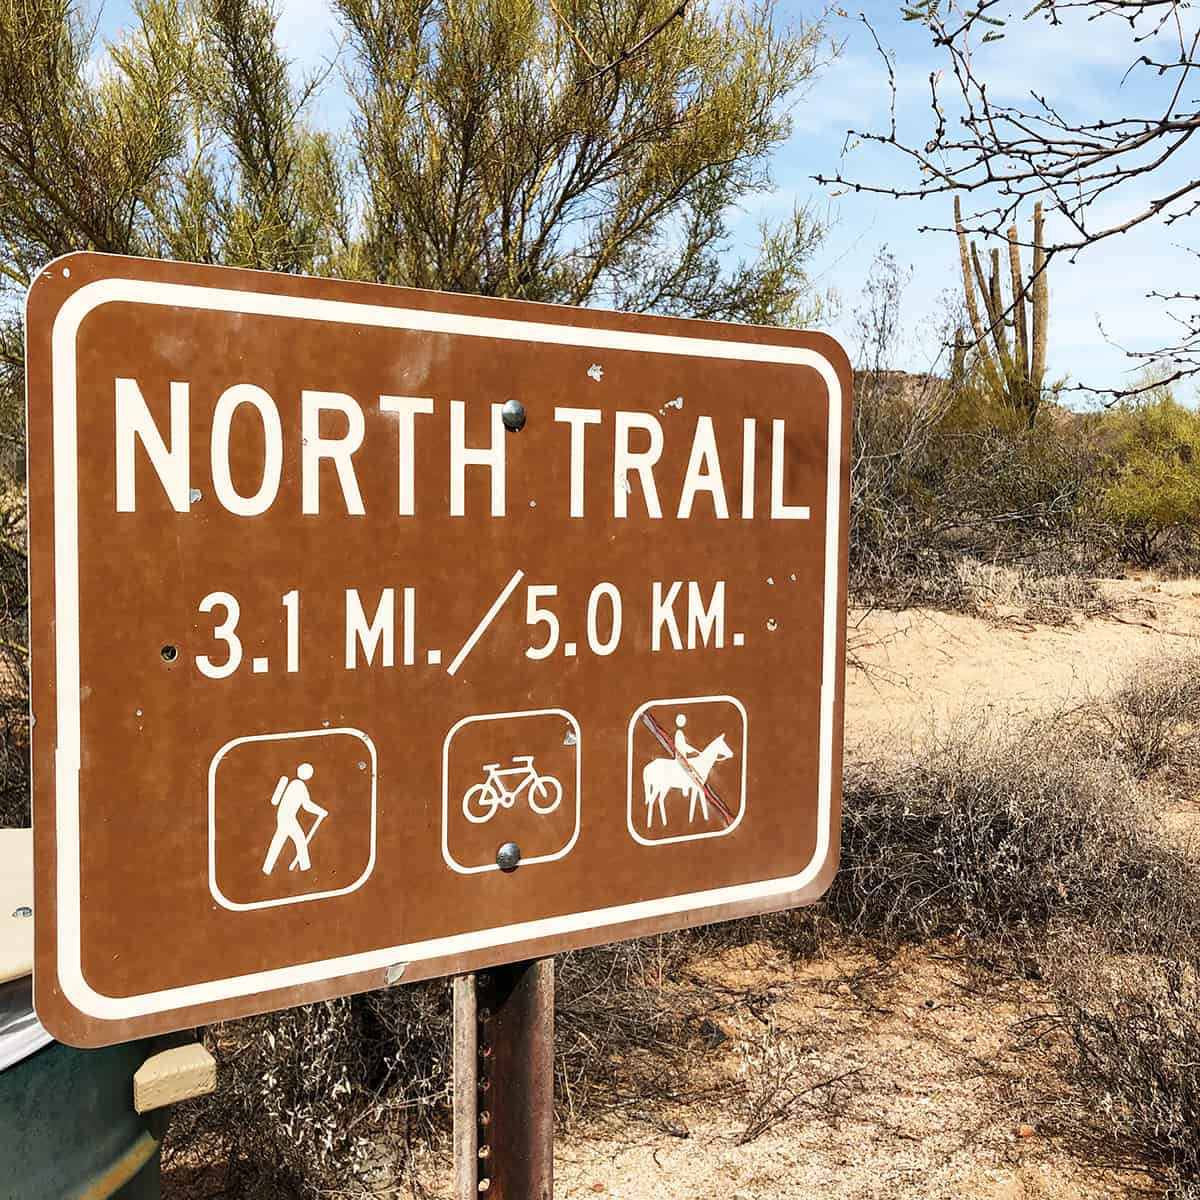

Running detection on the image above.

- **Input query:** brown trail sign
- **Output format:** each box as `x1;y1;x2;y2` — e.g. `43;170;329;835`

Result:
26;252;850;1051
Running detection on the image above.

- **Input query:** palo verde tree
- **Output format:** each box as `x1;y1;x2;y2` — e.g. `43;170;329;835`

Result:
0;0;830;813
0;0;831;470
817;0;1200;395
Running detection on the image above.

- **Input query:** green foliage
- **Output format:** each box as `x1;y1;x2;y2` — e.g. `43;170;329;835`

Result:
337;0;829;316
1100;380;1200;564
0;0;831;473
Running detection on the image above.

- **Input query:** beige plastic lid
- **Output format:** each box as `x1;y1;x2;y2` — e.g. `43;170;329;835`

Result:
0;829;33;983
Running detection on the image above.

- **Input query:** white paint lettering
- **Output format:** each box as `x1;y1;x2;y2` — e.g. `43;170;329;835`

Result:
402;586;415;666
379;396;435;515
770;419;811;520
115;378;190;512
614;412;663;519
741;417;756;519
302;391;366;515
450;401;506;517
687;580;725;649
677;416;729;519
651;580;682;651
345;588;394;668
554;406;601;518
210;384;283;516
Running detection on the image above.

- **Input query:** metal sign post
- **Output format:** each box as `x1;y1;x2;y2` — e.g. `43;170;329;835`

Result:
453;960;554;1199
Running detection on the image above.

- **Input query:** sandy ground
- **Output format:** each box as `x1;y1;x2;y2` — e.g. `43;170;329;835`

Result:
170;575;1200;1199
405;945;1143;1200
397;576;1200;1199
846;576;1200;754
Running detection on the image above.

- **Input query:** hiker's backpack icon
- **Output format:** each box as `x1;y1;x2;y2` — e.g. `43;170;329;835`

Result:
208;728;377;911
626;697;747;846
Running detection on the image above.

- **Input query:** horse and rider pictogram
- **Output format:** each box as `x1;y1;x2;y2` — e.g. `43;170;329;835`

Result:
627;697;747;846
642;716;734;828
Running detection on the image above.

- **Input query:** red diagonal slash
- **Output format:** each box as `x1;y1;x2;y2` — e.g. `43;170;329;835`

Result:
640;710;734;827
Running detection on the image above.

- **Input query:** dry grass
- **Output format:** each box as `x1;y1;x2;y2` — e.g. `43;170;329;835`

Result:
831;716;1199;956
1084;650;1200;778
1031;941;1200;1198
953;558;1111;624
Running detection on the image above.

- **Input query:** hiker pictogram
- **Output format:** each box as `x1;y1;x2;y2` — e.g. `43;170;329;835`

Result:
208;728;377;911
262;763;329;874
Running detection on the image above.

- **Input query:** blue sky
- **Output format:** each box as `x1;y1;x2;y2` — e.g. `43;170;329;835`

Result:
90;0;1193;398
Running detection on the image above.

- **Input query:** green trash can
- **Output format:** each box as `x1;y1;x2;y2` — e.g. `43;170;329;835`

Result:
0;1025;165;1199
0;829;164;1198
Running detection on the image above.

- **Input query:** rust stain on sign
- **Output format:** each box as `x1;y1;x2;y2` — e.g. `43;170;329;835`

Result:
26;252;852;1046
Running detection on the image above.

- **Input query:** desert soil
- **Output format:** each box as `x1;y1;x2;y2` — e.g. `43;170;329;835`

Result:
403;576;1200;1199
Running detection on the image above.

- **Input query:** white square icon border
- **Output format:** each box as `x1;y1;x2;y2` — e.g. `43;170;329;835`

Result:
208;727;378;912
626;695;748;847
441;708;582;876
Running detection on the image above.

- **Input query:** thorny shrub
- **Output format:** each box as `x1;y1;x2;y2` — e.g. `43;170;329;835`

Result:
555;935;706;1122
733;1016;860;1144
167;985;454;1195
167;918;831;1192
848;251;1115;611
1044;943;1200;1196
1083;649;1200;778
849;373;1115;609
555;913;826;1122
0;484;27;829
831;717;1199;953
0;703;29;829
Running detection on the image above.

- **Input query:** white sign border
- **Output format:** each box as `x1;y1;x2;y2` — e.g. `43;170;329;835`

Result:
41;269;844;1022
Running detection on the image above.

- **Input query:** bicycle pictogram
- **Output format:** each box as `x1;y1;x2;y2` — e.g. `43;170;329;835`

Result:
462;756;563;824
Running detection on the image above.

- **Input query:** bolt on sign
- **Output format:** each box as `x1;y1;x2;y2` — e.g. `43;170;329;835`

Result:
27;253;851;1046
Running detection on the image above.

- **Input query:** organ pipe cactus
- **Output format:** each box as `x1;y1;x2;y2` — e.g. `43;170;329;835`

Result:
954;196;1049;424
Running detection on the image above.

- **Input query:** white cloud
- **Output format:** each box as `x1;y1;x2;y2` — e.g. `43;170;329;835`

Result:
788;51;897;137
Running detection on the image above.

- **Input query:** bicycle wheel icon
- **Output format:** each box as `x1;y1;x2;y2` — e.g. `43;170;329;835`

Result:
528;773;562;814
462;781;502;824
442;709;581;874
